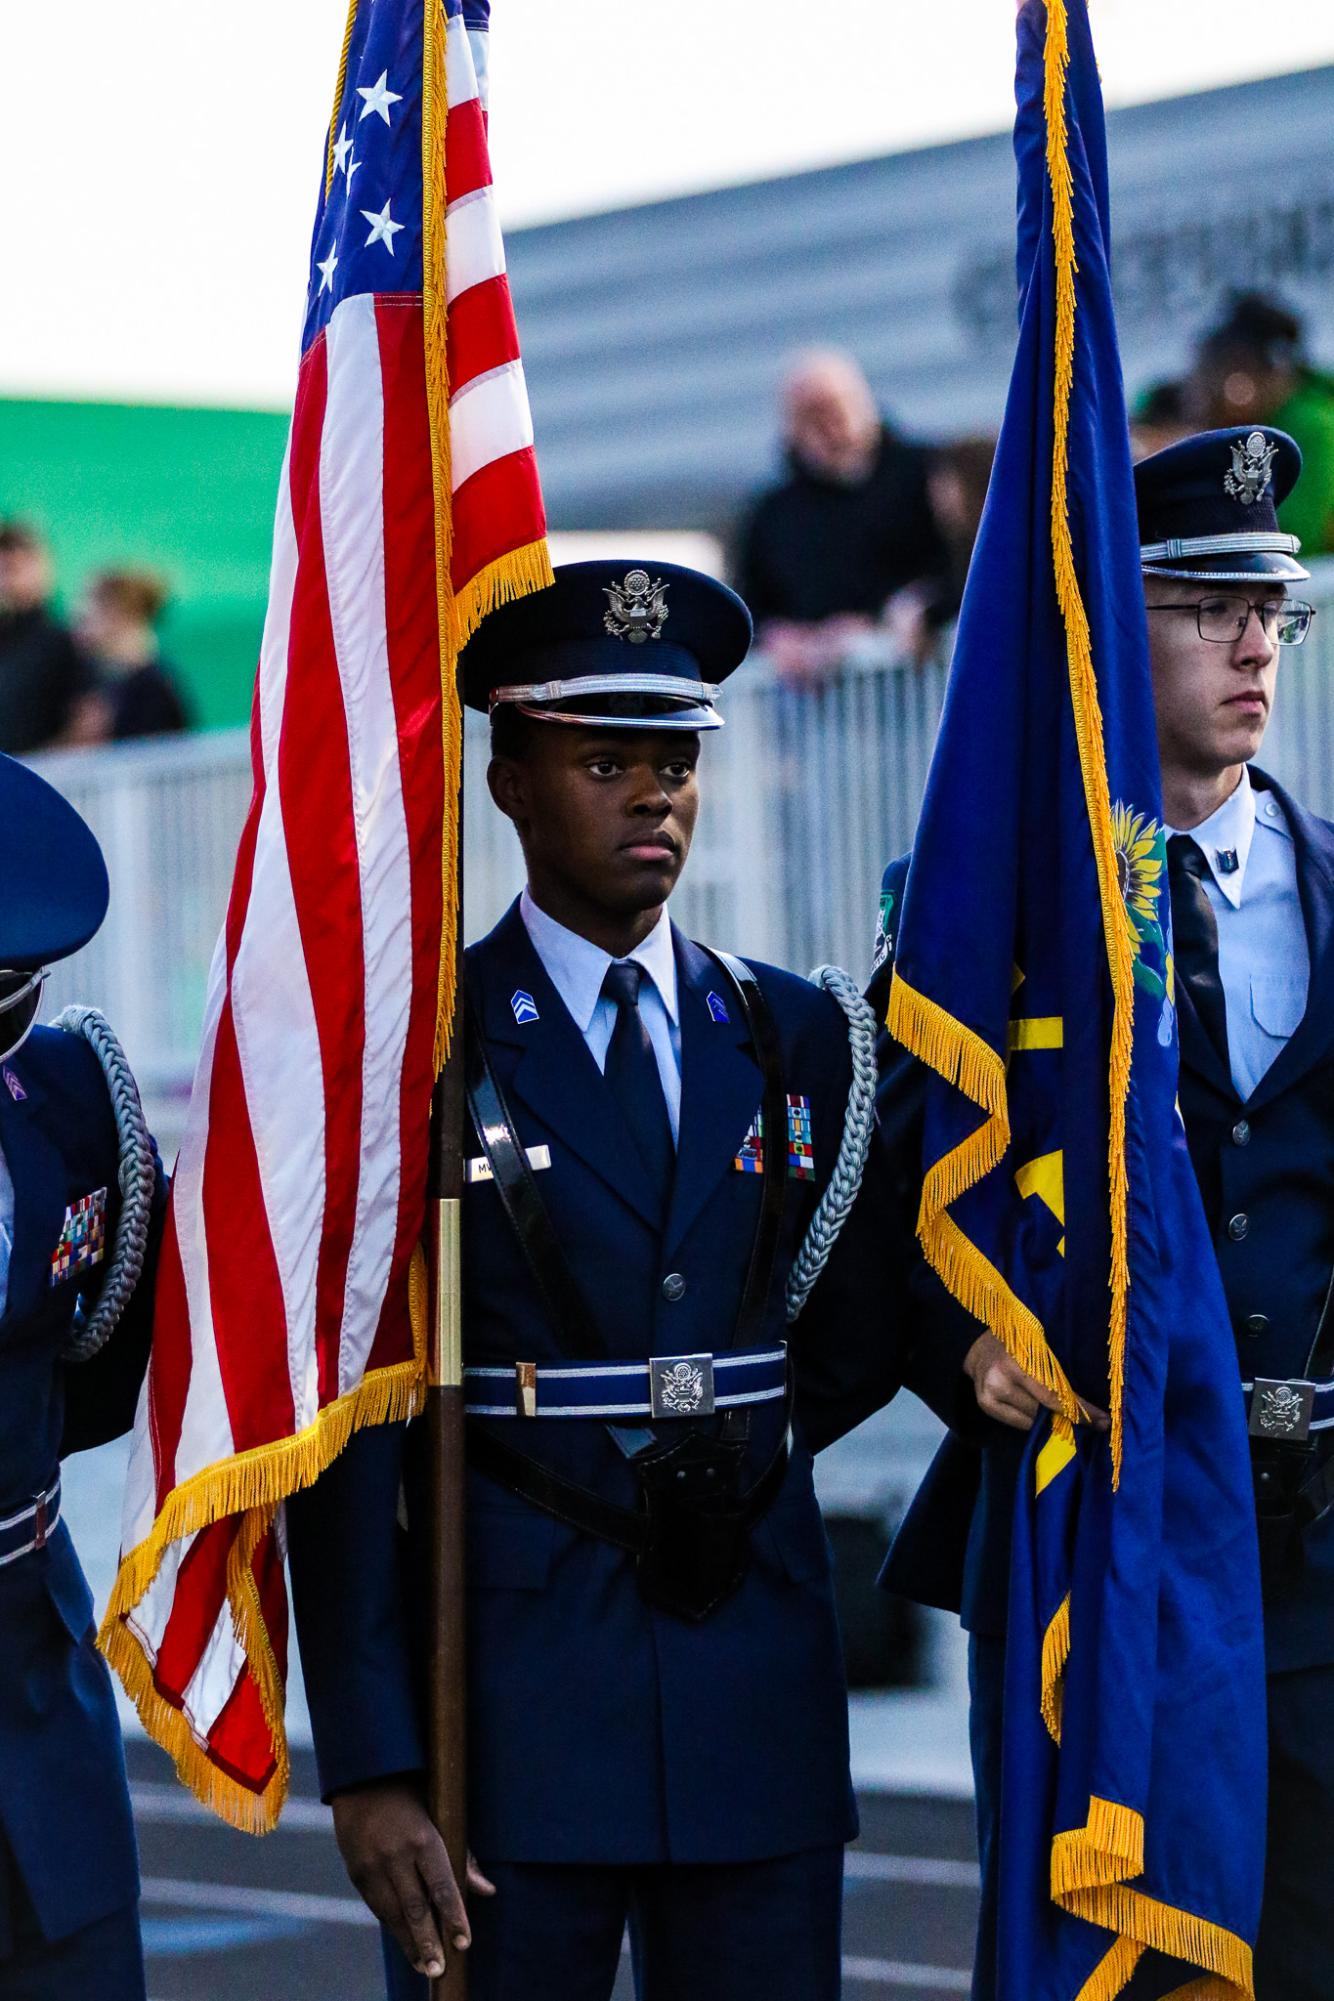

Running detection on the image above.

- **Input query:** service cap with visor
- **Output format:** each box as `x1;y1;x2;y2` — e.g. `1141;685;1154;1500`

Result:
0;753;110;1062
1135;425;1310;584
460;559;753;733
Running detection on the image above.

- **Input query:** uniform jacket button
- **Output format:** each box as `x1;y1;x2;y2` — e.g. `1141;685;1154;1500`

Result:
1231;1119;1251;1146
661;1273;686;1303
1227;1213;1249;1243
1244;1313;1269;1338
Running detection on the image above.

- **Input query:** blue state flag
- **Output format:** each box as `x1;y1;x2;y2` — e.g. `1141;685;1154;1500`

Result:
887;2;1266;1994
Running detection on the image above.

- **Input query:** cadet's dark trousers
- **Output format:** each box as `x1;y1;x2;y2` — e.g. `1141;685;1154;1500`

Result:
0;1846;144;2001
969;1638;1334;2001
1254;1660;1334;2001
382;1846;845;2001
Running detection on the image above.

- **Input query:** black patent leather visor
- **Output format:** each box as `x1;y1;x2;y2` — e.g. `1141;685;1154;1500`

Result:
0;969;48;1063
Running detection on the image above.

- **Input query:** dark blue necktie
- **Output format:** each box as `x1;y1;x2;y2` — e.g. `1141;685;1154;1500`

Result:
1167;834;1230;1070
601;960;675;1209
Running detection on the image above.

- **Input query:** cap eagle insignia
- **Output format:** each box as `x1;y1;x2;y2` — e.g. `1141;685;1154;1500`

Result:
1223;430;1278;507
604;569;670;645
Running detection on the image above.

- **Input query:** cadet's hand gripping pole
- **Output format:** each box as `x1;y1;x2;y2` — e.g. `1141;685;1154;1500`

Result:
427;814;468;1999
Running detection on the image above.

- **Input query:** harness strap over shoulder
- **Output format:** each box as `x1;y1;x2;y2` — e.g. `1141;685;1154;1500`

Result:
465;973;602;1353
462;952;788;1362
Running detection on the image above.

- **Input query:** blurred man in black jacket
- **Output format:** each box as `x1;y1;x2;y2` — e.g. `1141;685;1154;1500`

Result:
0;523;92;756
734;351;948;686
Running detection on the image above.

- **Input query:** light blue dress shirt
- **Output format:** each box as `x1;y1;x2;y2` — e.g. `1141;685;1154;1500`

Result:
1170;766;1309;1101
519;889;683;1143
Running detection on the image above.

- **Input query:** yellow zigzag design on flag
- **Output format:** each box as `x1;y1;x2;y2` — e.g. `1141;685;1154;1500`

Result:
889;3;1253;1993
1016;1150;1066;1256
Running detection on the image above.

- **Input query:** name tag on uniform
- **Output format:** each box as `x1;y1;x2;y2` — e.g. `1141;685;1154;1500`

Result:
50;1188;108;1285
733;1097;815;1181
466;1145;552;1185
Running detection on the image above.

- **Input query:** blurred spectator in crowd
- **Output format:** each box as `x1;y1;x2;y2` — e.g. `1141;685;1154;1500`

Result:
69;569;191;742
1185;293;1334;552
734;349;949;684
0;520;93;754
1129;379;1192;462
882;436;996;665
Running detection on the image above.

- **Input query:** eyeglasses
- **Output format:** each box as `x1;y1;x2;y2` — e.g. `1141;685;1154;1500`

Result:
1146;596;1316;647
0;968;47;1064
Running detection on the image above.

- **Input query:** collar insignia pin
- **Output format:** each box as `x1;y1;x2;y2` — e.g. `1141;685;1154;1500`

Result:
1223;430;1278;507
1216;848;1240;875
603;569;669;645
511;989;540;1026
2;1066;26;1102
706;991;730;1024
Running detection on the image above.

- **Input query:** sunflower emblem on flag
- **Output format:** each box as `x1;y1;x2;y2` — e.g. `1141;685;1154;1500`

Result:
1111;802;1168;1001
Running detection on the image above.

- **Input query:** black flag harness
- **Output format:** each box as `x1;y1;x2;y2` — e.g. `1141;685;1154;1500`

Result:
1246;1257;1334;1587
463;949;794;1624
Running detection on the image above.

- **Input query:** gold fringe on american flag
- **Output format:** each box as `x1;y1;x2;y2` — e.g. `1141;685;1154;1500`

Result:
99;0;551;1831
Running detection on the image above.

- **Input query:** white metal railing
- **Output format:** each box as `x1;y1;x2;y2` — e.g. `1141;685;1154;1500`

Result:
32;557;1334;1149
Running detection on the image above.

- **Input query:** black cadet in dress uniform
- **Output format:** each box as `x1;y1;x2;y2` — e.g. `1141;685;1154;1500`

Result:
879;427;1334;2001
286;562;910;2001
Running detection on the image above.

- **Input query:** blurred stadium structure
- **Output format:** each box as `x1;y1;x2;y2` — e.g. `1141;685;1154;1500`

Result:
505;66;1334;530
4;65;1333;726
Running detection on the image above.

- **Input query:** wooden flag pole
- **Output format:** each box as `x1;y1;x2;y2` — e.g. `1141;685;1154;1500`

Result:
427;786;469;2001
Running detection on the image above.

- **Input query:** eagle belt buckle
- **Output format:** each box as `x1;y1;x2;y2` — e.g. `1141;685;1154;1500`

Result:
649;1353;716;1420
1249;1378;1315;1442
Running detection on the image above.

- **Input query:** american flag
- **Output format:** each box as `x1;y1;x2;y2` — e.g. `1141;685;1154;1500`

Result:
100;0;551;1830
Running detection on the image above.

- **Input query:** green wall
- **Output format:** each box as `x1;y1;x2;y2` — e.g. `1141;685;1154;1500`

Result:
0;398;291;729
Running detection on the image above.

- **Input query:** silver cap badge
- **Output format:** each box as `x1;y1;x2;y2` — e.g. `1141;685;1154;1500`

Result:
1223;431;1279;508
604;569;669;645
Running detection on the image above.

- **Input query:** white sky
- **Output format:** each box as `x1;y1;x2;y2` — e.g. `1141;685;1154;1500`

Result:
4;0;1332;410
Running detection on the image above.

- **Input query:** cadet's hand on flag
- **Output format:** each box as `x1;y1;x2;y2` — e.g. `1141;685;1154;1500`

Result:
331;1776;496;1979
963;1331;1109;1432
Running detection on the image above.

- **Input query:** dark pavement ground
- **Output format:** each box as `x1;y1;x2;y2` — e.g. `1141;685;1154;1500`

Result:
129;1741;978;2000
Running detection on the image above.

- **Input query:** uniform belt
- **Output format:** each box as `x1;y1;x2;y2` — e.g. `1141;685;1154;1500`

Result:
465;1344;787;1420
0;1478;61;1567
1243;1376;1334;1444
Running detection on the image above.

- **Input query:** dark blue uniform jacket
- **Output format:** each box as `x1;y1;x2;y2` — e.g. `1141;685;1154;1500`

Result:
881;773;1334;1675
0;1026;165;1956
287;903;909;1866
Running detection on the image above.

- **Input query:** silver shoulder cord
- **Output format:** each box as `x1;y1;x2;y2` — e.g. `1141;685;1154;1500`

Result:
785;966;878;1322
54;1006;156;1361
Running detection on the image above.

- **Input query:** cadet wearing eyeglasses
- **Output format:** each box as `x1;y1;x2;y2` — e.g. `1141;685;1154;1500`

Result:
884;426;1334;2001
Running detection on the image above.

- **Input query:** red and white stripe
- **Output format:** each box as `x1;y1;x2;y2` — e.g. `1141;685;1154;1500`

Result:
108;0;546;1819
115;295;447;1787
444;9;543;594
